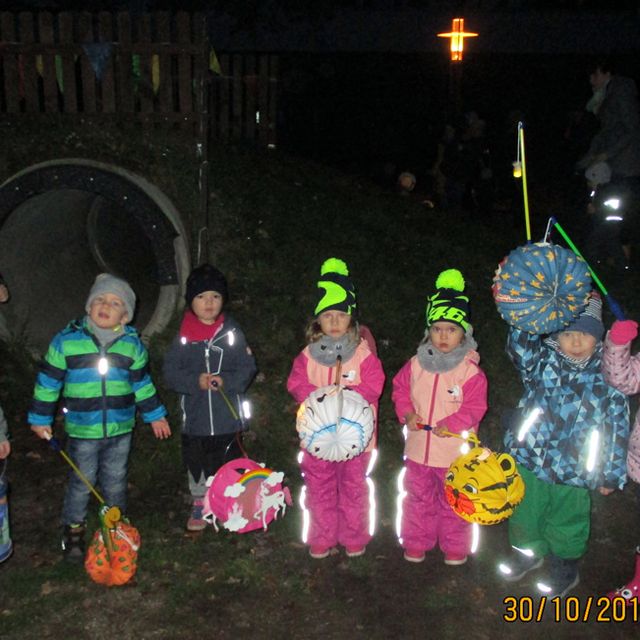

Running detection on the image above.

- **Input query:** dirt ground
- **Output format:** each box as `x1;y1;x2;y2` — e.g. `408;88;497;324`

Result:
1;415;639;640
1;133;640;639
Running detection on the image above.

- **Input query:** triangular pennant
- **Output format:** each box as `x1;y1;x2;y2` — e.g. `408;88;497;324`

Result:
209;48;222;76
82;42;113;81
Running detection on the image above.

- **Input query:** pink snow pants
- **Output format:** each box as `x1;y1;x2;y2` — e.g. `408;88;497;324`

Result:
300;451;372;550
400;460;471;556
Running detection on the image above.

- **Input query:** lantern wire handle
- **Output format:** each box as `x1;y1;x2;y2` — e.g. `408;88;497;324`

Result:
543;216;554;244
550;217;625;320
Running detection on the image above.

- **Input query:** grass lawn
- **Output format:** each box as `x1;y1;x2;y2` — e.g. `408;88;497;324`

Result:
1;142;639;639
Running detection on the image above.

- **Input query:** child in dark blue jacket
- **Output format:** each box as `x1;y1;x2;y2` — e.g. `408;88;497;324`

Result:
163;264;257;531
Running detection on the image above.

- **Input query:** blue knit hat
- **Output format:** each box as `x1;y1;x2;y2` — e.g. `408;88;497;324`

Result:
563;292;604;340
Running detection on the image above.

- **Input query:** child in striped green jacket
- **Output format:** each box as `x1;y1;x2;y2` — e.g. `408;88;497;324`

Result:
29;274;171;562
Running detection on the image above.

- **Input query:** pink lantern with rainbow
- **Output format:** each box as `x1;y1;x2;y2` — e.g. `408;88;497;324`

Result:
203;458;292;533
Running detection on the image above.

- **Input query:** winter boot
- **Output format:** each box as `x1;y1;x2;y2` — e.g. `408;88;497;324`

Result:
61;523;86;563
497;548;544;582
186;498;207;532
536;555;579;597
606;545;640;604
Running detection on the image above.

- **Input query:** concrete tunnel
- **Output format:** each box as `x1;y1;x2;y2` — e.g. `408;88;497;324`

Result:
0;159;191;353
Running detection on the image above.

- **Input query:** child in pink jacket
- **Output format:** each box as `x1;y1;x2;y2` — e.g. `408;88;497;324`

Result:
602;319;640;604
392;269;488;565
287;258;385;559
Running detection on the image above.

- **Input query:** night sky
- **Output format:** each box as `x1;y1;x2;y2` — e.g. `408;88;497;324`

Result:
3;2;639;184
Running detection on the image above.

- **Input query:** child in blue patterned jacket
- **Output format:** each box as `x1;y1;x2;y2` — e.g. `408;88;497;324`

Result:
497;293;629;597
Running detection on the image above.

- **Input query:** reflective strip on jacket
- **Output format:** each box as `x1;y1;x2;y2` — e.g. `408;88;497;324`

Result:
504;327;629;490
28;317;167;438
162;315;257;437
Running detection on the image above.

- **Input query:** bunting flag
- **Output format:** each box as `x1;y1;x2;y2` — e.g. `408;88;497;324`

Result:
209;48;222;75
82;42;113;81
151;54;160;94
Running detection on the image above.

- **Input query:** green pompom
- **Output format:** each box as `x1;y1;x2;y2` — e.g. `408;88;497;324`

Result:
435;268;465;292
320;257;349;276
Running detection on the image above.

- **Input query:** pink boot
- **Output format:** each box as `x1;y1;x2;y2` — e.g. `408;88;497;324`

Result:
606;545;640;604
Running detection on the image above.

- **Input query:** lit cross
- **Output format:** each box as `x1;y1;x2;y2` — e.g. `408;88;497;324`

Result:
438;18;478;62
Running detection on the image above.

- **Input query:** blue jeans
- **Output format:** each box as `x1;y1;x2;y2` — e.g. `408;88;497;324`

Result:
61;433;132;525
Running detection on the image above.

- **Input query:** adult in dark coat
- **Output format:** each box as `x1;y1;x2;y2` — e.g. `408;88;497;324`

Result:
578;59;640;266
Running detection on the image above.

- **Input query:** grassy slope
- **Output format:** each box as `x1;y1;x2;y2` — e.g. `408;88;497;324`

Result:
1;143;639;639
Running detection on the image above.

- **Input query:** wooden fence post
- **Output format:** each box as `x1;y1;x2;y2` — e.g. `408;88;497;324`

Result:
0;11;277;145
58;12;78;114
18;12;38;112
78;12;97;113
98;12;116;113
115;12;134;114
1;13;20;113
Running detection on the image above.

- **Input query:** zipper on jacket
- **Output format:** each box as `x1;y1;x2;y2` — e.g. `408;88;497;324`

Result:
424;373;440;465
201;327;237;435
85;326;123;439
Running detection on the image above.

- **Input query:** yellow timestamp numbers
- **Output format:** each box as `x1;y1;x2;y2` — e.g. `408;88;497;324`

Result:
503;596;638;623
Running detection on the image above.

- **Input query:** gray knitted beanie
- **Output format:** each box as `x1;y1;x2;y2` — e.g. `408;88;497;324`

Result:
85;273;136;322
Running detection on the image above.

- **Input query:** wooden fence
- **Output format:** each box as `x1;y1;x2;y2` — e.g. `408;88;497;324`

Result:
0;11;278;146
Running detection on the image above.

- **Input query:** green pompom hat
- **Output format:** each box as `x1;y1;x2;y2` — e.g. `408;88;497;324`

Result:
425;268;471;332
314;257;357;316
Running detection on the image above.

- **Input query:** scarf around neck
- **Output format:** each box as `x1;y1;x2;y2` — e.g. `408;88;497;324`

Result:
544;335;601;370
86;316;124;347
180;310;225;342
308;332;359;366
416;333;477;373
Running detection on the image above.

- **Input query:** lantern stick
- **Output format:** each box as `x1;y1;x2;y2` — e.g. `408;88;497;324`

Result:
551;217;625;320
212;381;241;421
517;122;532;242
417;425;479;445
334;355;343;386
43;432;106;504
212;381;252;458
335;355;344;432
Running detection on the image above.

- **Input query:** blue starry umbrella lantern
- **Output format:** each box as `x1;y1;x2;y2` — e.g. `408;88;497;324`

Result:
492;242;592;334
296;385;375;462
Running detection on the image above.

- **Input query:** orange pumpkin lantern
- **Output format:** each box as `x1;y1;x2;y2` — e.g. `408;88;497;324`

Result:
84;521;141;586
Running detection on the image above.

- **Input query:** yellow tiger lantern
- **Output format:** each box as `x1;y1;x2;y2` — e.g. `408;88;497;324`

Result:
444;433;525;525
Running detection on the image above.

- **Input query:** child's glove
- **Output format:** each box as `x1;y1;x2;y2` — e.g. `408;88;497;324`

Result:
609;320;638;345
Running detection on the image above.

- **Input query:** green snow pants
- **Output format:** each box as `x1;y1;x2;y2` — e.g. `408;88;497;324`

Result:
508;466;591;560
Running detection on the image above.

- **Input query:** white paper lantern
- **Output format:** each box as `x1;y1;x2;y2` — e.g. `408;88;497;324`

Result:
297;385;374;462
